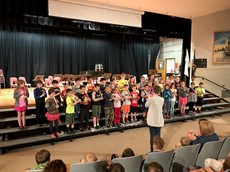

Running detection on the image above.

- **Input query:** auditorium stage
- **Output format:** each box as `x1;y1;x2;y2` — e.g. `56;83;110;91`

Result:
0;87;37;109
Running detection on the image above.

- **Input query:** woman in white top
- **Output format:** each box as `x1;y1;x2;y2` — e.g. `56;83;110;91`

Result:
145;85;164;152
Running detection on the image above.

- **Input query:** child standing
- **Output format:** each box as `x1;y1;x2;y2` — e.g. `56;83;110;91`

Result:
103;85;114;128
137;76;146;92
195;82;206;113
13;79;29;129
77;85;91;131
52;80;62;110
121;84;131;123
170;83;177;117
34;80;47;127
92;84;103;129
86;76;94;98
110;78;117;90
72;78;81;118
158;78;165;94
65;89;80;134
99;78;106;94
130;85;139;122
188;82;197;116
45;88;61;138
113;87;122;126
118;72;128;92
178;81;188;116
162;84;173;119
141;84;149;120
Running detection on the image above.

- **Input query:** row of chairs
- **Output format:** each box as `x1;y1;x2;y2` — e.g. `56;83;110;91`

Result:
10;76;31;88
70;136;230;172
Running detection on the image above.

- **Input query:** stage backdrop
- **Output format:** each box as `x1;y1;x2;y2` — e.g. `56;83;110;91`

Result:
0;30;159;87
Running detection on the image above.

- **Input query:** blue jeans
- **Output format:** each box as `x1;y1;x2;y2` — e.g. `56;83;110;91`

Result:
75;104;80;118
149;126;161;152
170;101;175;116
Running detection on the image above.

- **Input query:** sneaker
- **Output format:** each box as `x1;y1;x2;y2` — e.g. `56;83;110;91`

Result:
23;126;28;129
103;126;108;130
67;129;71;134
91;128;96;132
96;125;100;129
51;133;56;138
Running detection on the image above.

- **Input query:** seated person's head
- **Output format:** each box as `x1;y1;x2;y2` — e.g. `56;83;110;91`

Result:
180;136;191;146
44;159;66;172
223;157;230;171
121;148;135;158
199;119;215;136
80;152;98;163
109;163;125;172
172;162;184;172
145;162;163;172
36;149;51;164
153;136;165;151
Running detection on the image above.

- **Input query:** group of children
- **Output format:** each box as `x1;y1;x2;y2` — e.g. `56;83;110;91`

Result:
13;73;206;138
161;78;206;118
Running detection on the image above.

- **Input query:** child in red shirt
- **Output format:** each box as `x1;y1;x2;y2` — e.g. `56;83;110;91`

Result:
130;85;139;122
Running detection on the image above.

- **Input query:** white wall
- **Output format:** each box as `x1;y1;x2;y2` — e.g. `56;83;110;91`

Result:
159;37;183;74
192;9;230;99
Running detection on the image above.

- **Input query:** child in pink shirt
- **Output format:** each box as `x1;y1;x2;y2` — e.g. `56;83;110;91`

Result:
113;87;123;126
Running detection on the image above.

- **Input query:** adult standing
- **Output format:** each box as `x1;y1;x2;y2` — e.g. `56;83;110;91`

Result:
145;85;164;152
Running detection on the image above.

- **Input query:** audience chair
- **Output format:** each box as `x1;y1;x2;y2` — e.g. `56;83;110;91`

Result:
172;144;201;168
44;78;53;87
70;160;107;172
18;76;31;87
142;150;174;172
10;77;18;88
196;140;224;167
0;69;5;88
48;75;54;82
53;77;63;87
112;155;143;172
218;136;230;159
53;76;61;82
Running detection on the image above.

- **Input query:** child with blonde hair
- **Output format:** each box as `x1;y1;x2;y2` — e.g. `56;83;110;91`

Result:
175;136;191;149
121;84;131;123
80;152;98;163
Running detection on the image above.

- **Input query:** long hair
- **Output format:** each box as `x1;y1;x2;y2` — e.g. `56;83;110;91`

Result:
16;79;25;91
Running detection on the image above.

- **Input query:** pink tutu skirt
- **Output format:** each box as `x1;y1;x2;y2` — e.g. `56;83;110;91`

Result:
14;106;26;112
46;112;60;121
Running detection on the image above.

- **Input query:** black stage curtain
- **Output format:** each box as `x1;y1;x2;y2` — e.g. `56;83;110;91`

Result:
0;31;159;87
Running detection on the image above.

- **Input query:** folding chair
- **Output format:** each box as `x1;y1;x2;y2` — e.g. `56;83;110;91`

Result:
112;155;143;172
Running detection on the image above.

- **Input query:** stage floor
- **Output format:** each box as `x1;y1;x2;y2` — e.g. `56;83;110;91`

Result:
0;87;40;109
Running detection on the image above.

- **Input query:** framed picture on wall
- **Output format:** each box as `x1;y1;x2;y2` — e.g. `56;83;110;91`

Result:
213;31;230;64
158;60;164;70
